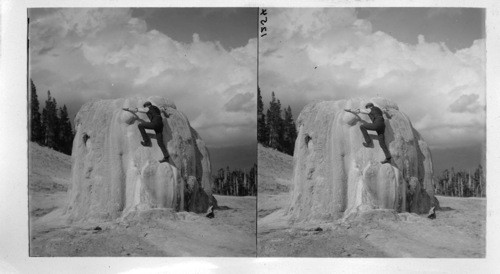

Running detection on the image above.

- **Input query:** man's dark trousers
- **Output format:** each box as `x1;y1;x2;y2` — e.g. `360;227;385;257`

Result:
360;118;391;160
138;116;169;158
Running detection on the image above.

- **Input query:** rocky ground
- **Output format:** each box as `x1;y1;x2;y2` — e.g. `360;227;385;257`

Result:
257;145;486;257
29;142;256;257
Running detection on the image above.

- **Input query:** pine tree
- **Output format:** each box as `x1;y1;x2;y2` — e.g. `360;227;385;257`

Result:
436;165;486;198
42;106;47;145
226;166;231;195
282;105;297;155
449;167;455;196
58;105;74;155
257;87;269;145
267;92;282;150
259;89;297;154
290;116;297;153
52;98;61;150
42;91;60;150
250;163;257;196
243;171;248;196
476;165;485;197
276;99;285;149
211;166;256;196
214;168;225;194
30;79;43;143
41;92;50;147
466;172;471;196
234;170;239;196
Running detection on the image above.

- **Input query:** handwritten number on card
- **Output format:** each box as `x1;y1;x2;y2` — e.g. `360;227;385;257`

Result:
260;9;268;37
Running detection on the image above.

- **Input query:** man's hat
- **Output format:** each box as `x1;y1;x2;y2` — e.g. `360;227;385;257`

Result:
365;102;374;108
143;101;152;107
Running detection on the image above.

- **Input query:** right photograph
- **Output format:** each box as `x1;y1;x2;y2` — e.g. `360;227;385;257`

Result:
257;8;486;257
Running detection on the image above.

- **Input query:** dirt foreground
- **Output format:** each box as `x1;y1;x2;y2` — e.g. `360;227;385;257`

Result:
258;195;485;257
31;195;256;257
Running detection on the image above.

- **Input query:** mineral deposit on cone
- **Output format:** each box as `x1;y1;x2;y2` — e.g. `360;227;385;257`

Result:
287;97;436;222
65;96;214;222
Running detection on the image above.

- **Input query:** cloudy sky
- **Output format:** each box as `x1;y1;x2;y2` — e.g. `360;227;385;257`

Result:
259;8;485;174
28;8;257;171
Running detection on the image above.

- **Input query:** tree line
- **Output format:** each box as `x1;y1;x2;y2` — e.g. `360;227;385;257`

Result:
212;164;257;196
30;79;74;155
257;87;298;156
435;165;486;197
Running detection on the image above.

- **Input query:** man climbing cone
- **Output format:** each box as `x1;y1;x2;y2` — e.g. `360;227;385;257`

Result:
123;101;170;163
345;103;392;164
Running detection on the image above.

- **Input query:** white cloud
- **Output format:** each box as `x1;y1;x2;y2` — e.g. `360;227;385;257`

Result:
260;8;485;149
29;8;256;147
449;94;481;113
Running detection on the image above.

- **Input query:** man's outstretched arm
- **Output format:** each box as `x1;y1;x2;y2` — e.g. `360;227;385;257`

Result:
345;108;370;114
123;107;148;113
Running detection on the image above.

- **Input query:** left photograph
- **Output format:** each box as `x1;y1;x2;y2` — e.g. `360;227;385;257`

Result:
28;8;257;257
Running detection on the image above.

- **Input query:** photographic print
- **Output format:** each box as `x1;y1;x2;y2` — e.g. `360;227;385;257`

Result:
1;0;499;272
257;8;486;257
28;7;257;257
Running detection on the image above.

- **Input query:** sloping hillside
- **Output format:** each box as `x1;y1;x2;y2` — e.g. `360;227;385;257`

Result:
29;142;71;193
29;142;71;217
258;144;294;218
258;144;293;194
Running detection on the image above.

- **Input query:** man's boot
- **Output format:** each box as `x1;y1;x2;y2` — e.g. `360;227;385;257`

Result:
381;157;391;164
159;156;169;163
141;140;151;147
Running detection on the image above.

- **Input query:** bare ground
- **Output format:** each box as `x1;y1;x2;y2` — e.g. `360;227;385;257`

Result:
257;145;486;257
29;142;256;257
